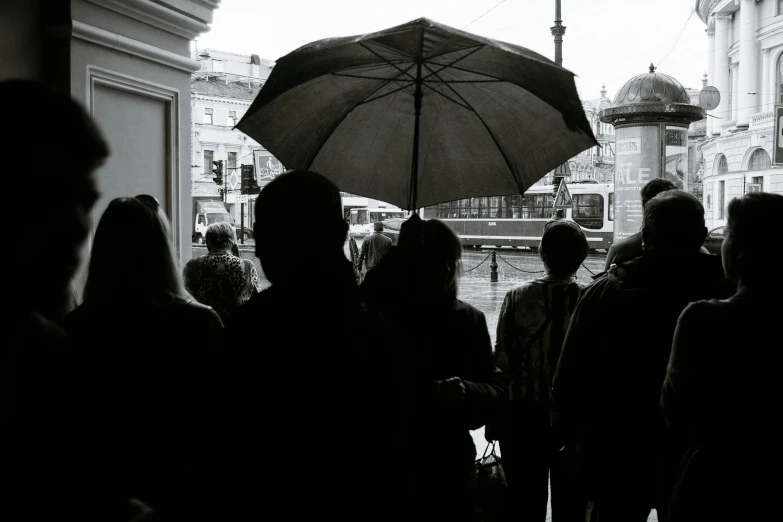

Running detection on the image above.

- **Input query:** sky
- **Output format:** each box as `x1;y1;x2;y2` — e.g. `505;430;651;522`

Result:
193;0;710;102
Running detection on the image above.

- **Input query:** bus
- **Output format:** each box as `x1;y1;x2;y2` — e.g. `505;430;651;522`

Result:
349;207;409;237
420;181;614;251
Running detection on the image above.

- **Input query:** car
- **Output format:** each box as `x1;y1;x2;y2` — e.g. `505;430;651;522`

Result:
703;226;724;256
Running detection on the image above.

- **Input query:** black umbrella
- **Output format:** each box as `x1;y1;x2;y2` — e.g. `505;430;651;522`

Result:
237;18;597;210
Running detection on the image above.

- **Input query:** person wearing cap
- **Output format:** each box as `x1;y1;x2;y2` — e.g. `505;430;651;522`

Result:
358;220;393;272
182;222;261;325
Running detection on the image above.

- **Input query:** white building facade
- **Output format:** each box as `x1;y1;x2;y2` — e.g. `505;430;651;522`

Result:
191;49;280;228
697;0;783;230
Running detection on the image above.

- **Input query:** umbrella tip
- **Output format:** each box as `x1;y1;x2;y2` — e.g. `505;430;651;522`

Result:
649;63;656;73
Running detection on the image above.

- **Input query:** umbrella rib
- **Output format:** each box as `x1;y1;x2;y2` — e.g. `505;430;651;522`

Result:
332;72;413;81
359;82;416;105
424;86;473;111
349;62;416;106
423;63;521;189
423;79;504;84
358;42;417;81
420;44;484;82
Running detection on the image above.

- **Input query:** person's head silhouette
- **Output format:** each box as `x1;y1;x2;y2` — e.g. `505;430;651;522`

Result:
642;190;707;253
254;170;348;285
3;79;109;319
84;197;184;306
722;192;783;287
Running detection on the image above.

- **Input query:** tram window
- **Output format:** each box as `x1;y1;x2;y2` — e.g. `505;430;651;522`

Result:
478;197;490;218
489;196;500;218
522;194;552;219
572;193;604;229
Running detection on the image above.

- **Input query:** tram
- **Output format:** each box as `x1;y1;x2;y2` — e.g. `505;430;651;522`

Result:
420;181;614;251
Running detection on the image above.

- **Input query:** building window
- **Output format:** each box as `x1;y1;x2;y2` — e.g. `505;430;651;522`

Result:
229;110;237;126
715;155;729;176
203;150;214;175
751;176;763;192
227;151;237;170
747;149;771;171
779;0;783;16
204;108;214;125
718;180;725;220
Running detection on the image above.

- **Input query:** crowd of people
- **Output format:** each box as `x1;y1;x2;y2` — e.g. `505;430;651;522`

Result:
7;78;783;522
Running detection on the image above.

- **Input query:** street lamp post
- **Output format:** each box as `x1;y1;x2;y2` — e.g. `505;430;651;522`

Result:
551;0;570;215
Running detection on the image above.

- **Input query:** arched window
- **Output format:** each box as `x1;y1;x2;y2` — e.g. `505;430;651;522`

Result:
715;155;728;176
748;148;771;171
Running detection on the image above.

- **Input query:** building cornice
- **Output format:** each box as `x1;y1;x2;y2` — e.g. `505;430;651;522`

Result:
86;0;217;40
192;93;254;105
70;20;201;72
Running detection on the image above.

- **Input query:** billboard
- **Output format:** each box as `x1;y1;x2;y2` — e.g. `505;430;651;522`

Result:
613;126;660;242
664;126;688;191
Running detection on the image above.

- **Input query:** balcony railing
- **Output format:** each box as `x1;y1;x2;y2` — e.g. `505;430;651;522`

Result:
749;110;774;131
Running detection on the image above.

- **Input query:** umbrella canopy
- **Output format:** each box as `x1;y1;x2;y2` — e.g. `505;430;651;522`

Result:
236;18;597;210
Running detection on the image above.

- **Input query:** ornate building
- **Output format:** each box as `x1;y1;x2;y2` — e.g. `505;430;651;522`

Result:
697;0;783;230
537;86;616;185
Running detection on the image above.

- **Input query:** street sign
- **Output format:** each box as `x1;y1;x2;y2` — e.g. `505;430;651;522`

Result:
774;107;783;165
236;194;248;203
553;178;572;207
699;86;720;110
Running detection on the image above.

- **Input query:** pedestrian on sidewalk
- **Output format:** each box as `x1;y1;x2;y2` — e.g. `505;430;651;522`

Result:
182;222;261;325
358;221;392;273
219;170;407;521
662;192;783;522
490;219;589;522
552;191;734;522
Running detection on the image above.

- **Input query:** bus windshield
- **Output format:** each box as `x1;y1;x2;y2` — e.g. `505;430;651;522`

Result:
350;209;369;225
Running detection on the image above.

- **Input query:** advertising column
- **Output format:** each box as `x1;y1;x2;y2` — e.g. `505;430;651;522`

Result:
613;126;660;241
664;126;688;192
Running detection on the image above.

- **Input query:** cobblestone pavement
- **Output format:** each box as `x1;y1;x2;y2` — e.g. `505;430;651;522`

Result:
190;243;659;522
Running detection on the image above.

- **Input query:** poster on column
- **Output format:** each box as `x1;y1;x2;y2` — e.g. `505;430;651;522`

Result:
664;126;688;192
614;126;660;241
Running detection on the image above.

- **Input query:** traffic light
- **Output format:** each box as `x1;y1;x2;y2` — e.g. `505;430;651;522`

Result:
240;164;260;194
212;160;224;185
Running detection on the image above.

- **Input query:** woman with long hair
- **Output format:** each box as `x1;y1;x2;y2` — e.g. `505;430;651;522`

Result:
63;197;223;522
361;214;506;521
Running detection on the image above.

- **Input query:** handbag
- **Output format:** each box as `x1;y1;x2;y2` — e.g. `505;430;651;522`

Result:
470;441;508;522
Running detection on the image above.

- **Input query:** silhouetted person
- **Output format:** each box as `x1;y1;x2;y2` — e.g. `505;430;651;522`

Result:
604;178;709;271
361;214;505;522
64;197;223;522
552;191;734;522
3;79;109;521
220;170;405;521
492;219;590;522
662;192;783;522
359;220;392;272
183;222;261;324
